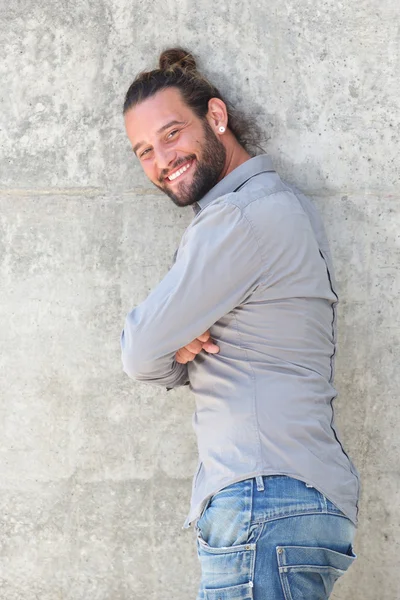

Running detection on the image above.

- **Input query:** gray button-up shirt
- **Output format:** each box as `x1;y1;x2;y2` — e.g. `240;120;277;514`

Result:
121;154;360;528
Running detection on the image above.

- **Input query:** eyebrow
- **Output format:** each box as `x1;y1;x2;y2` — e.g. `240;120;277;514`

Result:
132;120;185;155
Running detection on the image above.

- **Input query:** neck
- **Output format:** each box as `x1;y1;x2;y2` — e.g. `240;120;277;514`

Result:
218;135;252;182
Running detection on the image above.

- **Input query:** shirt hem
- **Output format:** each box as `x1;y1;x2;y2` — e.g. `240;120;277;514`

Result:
182;469;359;529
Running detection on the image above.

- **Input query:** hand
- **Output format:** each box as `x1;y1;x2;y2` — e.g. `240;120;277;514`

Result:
175;330;220;364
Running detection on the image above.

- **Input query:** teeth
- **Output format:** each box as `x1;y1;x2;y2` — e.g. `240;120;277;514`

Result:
168;162;192;181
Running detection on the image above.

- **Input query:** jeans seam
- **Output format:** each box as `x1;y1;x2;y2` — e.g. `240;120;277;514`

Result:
251;509;350;526
248;521;265;590
245;478;254;542
278;562;294;600
253;520;265;544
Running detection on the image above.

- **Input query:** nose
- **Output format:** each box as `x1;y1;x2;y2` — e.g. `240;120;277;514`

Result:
155;145;177;175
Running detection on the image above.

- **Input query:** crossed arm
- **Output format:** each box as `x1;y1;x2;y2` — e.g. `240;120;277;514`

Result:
120;200;263;388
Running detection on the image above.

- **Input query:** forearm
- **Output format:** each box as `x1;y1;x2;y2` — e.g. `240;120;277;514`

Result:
128;359;189;388
120;320;189;387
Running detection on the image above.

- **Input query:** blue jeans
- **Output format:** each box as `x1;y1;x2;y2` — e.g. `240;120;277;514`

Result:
195;475;356;599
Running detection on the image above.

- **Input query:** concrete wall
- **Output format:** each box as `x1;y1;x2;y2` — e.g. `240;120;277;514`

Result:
0;1;398;598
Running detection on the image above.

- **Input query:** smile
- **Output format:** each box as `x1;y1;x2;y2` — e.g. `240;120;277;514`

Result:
166;160;194;182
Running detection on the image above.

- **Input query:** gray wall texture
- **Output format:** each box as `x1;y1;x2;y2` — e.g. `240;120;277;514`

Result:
0;1;398;599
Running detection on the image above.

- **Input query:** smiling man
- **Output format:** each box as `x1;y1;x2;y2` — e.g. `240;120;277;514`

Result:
121;48;360;600
125;79;249;208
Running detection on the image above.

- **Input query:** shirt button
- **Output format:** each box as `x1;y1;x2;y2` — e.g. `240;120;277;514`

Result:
277;547;283;554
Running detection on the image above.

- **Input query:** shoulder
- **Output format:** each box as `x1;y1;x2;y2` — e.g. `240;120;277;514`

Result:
179;196;252;253
228;185;308;227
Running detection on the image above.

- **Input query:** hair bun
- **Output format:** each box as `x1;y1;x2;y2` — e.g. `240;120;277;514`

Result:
159;48;197;73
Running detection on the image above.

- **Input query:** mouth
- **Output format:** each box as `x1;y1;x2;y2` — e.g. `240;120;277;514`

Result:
165;159;195;184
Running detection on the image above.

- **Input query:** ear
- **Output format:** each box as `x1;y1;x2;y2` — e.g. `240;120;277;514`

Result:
206;97;228;135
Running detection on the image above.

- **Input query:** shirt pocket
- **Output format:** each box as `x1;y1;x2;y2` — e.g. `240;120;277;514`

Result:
276;544;356;600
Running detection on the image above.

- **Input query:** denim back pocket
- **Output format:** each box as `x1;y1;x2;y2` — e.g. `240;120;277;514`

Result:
204;581;254;600
276;544;356;600
197;538;256;589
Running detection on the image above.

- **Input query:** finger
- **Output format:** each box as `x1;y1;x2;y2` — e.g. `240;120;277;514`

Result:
197;330;211;343
175;354;187;364
202;340;220;354
185;339;204;354
176;348;197;364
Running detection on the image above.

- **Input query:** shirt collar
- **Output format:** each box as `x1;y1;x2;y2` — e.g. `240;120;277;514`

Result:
193;154;274;214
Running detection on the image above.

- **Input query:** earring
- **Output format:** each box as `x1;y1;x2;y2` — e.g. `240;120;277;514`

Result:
219;126;225;133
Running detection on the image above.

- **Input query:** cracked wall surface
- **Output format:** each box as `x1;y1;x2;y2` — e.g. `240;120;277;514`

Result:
0;1;399;599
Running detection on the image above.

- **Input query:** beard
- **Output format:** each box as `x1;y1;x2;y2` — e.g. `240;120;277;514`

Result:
155;120;227;207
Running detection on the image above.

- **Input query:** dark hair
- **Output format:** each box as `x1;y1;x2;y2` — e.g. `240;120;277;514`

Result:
123;48;262;155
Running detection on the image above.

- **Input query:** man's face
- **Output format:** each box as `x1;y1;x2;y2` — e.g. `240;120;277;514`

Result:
124;87;226;207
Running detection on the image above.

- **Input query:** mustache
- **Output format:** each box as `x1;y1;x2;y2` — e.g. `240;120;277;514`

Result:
159;154;196;183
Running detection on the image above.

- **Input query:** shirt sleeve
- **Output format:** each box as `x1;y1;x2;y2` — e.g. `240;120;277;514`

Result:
120;198;264;386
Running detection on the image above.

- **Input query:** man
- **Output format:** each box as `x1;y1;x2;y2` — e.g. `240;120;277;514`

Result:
121;48;360;599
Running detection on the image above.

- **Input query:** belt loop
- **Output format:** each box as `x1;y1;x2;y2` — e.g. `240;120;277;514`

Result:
256;476;265;492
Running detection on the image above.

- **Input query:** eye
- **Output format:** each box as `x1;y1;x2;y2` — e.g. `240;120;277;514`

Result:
167;129;179;139
140;148;152;158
